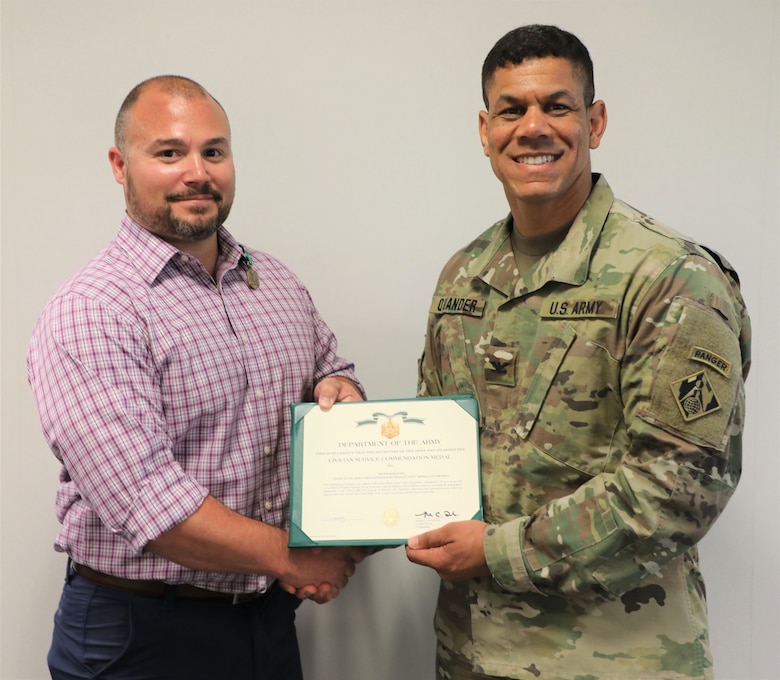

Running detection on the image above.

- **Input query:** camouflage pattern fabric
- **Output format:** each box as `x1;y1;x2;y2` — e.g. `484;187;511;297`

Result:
418;175;751;680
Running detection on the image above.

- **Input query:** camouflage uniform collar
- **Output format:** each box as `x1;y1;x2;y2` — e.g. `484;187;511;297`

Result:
469;174;614;298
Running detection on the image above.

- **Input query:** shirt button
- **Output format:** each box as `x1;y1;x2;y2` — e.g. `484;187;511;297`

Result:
180;255;189;263
265;501;273;511
264;446;271;455
255;389;264;398
241;334;249;343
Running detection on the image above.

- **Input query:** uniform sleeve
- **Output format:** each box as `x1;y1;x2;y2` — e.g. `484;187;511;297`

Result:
417;260;473;400
483;252;750;599
418;311;444;399
27;294;208;554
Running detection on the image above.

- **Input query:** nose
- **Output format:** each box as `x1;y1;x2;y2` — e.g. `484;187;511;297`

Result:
182;153;210;185
517;106;551;139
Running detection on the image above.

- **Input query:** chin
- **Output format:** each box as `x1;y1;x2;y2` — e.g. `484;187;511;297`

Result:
508;184;560;203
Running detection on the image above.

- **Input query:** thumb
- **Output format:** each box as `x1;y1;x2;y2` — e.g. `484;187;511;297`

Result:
317;393;335;410
407;528;445;550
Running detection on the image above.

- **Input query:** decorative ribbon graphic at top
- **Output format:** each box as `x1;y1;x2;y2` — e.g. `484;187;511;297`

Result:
355;412;425;427
355;412;426;440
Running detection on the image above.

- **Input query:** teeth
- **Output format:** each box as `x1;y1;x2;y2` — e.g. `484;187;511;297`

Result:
518;155;556;165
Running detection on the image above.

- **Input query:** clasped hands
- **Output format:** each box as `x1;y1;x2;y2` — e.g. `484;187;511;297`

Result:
281;520;491;604
278;545;365;604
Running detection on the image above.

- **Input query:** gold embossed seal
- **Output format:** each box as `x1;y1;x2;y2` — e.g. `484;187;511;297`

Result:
383;509;400;527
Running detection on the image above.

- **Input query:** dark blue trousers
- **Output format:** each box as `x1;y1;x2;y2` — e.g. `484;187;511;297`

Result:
48;566;303;680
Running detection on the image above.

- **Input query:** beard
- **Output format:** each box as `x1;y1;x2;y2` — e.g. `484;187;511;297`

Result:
126;176;233;242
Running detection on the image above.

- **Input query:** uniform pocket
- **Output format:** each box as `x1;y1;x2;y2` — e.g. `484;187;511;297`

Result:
521;320;624;478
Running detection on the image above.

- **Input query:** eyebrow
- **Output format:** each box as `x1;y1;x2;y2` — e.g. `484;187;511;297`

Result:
149;137;230;148
496;89;578;105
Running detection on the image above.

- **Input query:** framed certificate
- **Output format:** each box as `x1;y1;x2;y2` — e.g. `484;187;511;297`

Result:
288;396;481;547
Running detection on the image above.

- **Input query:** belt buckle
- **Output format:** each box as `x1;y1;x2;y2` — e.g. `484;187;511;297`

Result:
232;591;261;605
232;584;275;606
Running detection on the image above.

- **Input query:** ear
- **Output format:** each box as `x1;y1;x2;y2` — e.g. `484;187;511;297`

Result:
478;110;490;157
588;100;608;150
108;146;128;185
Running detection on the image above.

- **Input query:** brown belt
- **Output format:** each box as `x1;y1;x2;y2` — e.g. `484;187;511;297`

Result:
72;562;267;604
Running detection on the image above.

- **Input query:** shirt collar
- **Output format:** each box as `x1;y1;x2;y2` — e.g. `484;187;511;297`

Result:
116;213;243;285
468;174;614;297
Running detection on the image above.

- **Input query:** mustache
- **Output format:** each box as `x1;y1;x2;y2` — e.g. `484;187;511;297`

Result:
166;187;223;202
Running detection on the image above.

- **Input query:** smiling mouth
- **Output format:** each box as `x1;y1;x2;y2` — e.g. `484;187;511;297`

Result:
168;187;223;202
171;195;215;202
514;154;559;165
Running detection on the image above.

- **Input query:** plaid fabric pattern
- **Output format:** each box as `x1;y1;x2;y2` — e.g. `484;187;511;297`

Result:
28;214;360;593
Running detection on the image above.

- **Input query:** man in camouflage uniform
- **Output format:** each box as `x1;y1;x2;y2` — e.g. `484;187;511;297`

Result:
405;24;750;680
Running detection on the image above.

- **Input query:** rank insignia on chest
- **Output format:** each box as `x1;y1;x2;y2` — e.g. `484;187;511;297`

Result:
671;371;721;422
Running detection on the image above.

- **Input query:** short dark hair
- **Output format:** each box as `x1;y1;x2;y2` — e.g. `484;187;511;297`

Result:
114;75;225;150
481;25;595;109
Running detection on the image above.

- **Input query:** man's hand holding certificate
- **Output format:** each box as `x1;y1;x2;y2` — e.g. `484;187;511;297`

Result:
289;397;481;546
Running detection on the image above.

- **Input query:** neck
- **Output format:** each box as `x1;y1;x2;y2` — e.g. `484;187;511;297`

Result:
509;202;578;237
171;234;220;277
508;174;594;237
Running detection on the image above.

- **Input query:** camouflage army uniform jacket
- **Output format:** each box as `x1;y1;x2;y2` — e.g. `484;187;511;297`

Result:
418;175;750;680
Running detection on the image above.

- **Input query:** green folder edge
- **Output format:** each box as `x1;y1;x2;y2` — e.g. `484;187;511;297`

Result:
288;395;482;547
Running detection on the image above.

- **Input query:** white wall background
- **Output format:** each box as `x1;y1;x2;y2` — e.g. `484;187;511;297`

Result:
2;1;778;679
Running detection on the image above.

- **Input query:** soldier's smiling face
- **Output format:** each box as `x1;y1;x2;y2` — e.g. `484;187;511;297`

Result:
479;57;607;230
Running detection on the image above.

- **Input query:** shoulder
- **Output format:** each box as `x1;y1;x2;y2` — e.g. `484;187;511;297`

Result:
435;217;510;284
39;240;153;336
603;198;749;356
604;199;693;256
601;198;741;286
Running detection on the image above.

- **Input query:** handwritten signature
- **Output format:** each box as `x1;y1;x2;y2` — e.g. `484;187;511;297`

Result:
415;510;459;519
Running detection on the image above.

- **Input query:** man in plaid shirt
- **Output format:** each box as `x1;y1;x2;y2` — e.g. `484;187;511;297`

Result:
28;75;365;680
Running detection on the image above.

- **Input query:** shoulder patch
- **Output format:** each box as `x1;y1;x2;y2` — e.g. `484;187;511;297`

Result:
430;296;485;317
671;371;721;422
688;347;732;378
644;298;742;451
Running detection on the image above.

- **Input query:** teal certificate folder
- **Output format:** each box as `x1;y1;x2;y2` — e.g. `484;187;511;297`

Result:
288;396;482;547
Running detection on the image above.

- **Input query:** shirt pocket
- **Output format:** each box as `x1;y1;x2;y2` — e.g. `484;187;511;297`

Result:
429;312;481;399
519;320;624;478
156;320;250;447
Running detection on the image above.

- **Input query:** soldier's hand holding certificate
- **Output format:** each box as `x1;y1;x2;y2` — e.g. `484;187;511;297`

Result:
288;396;482;546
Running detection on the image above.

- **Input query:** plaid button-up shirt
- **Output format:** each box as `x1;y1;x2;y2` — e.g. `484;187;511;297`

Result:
28;213;361;594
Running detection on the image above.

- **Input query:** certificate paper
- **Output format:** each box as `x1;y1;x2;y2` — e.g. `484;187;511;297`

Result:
288;396;481;546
